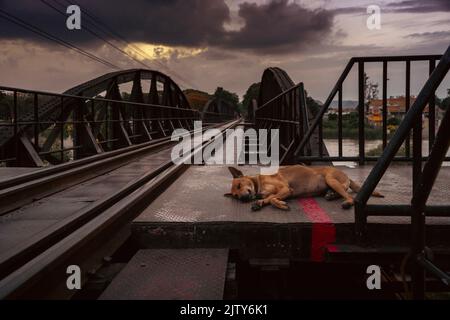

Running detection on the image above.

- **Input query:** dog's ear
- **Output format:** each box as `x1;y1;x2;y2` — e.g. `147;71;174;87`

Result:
228;167;243;178
223;193;233;198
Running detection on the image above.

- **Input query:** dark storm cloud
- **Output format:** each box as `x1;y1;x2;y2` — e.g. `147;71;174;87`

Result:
221;0;335;53
387;0;450;13
331;6;365;15
327;0;450;16
0;0;337;54
406;31;450;39
0;0;230;47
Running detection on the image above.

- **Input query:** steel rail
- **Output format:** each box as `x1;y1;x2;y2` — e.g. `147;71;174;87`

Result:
0;123;211;190
0;136;171;190
0;119;241;299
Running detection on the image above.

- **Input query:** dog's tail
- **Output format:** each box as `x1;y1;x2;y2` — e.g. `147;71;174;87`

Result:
349;179;384;198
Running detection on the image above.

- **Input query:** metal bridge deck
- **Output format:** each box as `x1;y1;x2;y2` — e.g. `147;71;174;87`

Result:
100;249;229;300
132;165;450;260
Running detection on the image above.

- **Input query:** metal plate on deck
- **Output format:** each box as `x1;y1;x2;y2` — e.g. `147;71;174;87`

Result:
135;166;309;224
100;249;229;300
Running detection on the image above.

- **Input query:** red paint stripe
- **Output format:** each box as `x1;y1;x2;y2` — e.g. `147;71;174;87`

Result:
298;198;337;262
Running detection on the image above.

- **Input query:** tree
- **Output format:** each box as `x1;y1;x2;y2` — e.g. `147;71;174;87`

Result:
438;89;450;111
328;113;337;121
242;82;260;115
305;95;321;116
213;87;240;112
183;89;211;110
387;117;400;126
363;73;379;113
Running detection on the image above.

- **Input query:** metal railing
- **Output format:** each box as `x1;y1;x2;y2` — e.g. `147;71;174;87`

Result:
293;54;446;164
0;86;199;166
255;82;312;164
354;46;450;299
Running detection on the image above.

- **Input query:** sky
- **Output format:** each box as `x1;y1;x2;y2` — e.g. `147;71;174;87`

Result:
0;0;449;102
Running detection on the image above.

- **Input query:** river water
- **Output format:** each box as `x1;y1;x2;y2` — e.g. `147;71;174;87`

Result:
323;139;450;167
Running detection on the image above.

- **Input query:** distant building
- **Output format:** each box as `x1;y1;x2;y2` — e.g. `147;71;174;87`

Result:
326;107;355;118
367;96;430;125
183;89;211;110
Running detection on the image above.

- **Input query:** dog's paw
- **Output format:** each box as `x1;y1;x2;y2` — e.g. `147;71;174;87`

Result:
270;198;290;211
341;200;353;209
278;204;290;211
251;202;262;211
324;190;339;201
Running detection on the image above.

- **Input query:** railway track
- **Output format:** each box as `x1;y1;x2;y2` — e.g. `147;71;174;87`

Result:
0;119;240;299
0;120;234;215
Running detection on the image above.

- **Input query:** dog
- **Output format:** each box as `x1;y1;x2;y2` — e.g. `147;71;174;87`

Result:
224;165;384;211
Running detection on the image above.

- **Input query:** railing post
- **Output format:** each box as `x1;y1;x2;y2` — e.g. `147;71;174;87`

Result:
297;84;305;157
412;112;422;192
358;61;365;165
33;93;39;151
356;63;372;240
298;83;311;157
411;201;426;299
338;86;343;158
428;59;436;150
405;60;411;159
13;91;18;165
382;61;387;150
355;200;367;243
60;96;64;162
411;105;450;299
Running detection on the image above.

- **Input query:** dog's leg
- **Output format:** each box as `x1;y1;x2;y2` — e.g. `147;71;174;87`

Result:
269;197;290;210
325;175;354;209
252;188;292;211
349;179;384;198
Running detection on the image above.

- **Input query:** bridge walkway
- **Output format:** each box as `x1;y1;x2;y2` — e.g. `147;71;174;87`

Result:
131;164;450;262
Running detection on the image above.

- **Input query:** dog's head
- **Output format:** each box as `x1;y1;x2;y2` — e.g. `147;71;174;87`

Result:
224;167;256;202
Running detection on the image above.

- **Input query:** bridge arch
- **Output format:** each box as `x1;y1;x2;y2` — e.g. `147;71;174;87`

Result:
257;67;295;107
63;69;191;109
201;97;237;123
255;67;328;164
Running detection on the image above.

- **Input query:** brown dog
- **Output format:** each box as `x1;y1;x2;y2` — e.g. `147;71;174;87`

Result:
224;165;384;211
